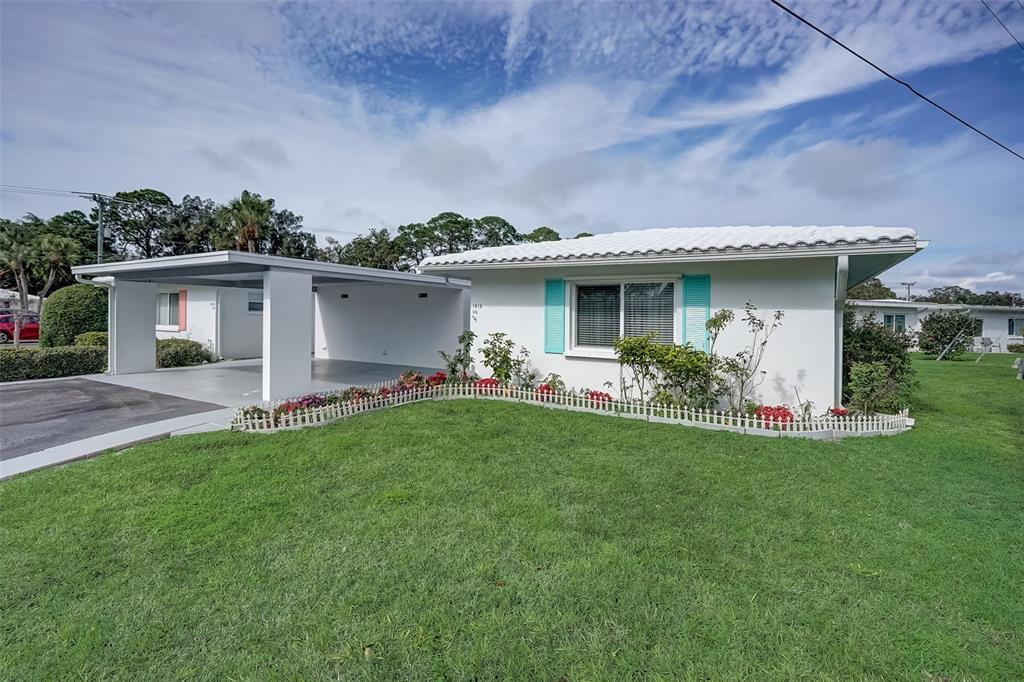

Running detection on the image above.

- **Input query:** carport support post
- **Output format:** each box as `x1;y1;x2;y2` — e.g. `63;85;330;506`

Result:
262;269;313;401
109;279;157;375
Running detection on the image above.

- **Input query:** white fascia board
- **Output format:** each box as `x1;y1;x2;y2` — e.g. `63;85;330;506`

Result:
419;241;925;273
72;250;470;289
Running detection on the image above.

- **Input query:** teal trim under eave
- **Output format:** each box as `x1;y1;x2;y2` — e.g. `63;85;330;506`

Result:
543;279;565;353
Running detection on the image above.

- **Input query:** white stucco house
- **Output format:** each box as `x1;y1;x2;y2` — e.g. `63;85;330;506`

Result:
420;226;928;411
73;226;928;408
73;251;471;401
849;299;1024;350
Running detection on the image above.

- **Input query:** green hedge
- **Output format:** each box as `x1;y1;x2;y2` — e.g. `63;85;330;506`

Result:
1009;343;1024;354
39;284;108;347
74;331;109;347
156;339;211;368
0;346;107;382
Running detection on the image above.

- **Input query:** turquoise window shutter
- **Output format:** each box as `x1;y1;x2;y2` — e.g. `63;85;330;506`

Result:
683;275;711;352
544;279;565;353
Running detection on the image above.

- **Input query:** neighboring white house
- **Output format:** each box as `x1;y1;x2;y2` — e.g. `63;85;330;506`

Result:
0;288;41;312
73;251;471;400
849;299;1024;350
420;226;928;411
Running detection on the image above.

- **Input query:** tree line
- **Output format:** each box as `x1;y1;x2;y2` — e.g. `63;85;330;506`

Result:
847;278;1021;307
0;186;580;310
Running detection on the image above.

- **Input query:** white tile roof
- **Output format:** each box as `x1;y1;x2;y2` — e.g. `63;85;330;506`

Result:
419;225;918;268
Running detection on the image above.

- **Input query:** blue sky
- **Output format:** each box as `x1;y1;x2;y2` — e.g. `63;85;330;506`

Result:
1;0;1022;294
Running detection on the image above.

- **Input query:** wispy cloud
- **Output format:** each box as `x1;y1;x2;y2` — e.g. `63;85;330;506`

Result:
1;0;1021;292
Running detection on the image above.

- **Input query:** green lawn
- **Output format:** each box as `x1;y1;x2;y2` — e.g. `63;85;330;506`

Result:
2;354;1022;679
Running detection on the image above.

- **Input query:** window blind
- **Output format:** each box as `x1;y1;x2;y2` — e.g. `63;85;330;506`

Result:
576;284;620;346
624;282;674;343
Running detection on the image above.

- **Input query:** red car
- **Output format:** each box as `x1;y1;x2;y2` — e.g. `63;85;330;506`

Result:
0;312;39;343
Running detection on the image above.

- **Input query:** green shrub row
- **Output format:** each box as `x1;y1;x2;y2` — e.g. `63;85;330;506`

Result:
1008;343;1024;354
0;346;107;382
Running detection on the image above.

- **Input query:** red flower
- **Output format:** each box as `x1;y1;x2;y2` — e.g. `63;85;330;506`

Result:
754;405;794;423
587;390;612;403
473;377;500;393
828;407;849;416
426;371;447;387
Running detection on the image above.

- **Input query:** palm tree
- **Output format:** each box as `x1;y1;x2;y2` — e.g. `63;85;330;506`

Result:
35;234;83;309
0;222;39;345
217;190;274;253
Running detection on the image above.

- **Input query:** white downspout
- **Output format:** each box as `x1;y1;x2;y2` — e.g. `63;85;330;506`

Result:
834;256;849;408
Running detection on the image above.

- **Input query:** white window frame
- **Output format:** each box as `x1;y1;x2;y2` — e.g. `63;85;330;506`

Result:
883;313;906;333
247;292;264;315
155;291;180;330
1009;318;1024;336
565;276;680;359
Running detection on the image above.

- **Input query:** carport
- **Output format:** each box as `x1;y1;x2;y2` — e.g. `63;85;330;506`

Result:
72;252;470;401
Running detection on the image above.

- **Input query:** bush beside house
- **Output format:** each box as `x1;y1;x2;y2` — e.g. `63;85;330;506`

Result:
38;284;107;347
156;339;211;368
74;331;108;347
0;346;107;381
918;309;974;359
842;307;916;412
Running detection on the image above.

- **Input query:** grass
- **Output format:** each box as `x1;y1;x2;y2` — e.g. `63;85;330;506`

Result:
2;353;1022;680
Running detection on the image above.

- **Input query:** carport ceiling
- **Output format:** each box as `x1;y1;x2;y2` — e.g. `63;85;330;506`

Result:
72;251;470;290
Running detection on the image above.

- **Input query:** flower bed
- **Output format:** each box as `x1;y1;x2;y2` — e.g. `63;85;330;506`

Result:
231;376;913;440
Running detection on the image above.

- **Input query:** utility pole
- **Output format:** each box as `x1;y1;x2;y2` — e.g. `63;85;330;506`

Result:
94;195;106;264
76;192;114;264
899;281;917;301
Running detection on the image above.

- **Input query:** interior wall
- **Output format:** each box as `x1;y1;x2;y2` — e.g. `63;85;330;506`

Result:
314;283;469;369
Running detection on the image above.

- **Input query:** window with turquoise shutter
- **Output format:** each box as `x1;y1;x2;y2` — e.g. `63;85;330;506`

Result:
682;275;711;352
543;279;565;353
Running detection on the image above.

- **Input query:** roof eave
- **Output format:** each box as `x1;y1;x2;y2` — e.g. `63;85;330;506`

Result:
419;240;925;273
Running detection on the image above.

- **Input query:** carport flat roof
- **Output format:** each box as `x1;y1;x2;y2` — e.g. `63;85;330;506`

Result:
72;251;470;289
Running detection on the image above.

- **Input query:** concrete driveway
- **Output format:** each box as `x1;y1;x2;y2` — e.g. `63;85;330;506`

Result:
0;378;226;461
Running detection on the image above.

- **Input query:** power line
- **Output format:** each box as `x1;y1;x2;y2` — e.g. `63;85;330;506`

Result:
769;0;1024;162
979;0;1024;53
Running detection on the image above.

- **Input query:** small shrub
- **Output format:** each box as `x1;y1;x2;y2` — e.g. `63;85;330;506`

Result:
541;373;566;393
847;361;912;414
613;334;660;401
918;309;975;359
0;346;106;382
240;405;269;421
156;338;211;368
1008;343;1024;353
480;332;516;382
74;331;108;347
39;284;107;347
439;330;476;380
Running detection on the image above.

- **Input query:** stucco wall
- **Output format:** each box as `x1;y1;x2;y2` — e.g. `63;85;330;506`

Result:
218;288;263;359
153;286;262;359
314;283;469;369
466;257;839;410
154;285;216;350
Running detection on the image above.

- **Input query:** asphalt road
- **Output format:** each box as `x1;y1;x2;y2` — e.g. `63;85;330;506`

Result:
0;378;225;460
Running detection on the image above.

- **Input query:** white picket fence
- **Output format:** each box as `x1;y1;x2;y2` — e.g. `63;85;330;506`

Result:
231;381;913;440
